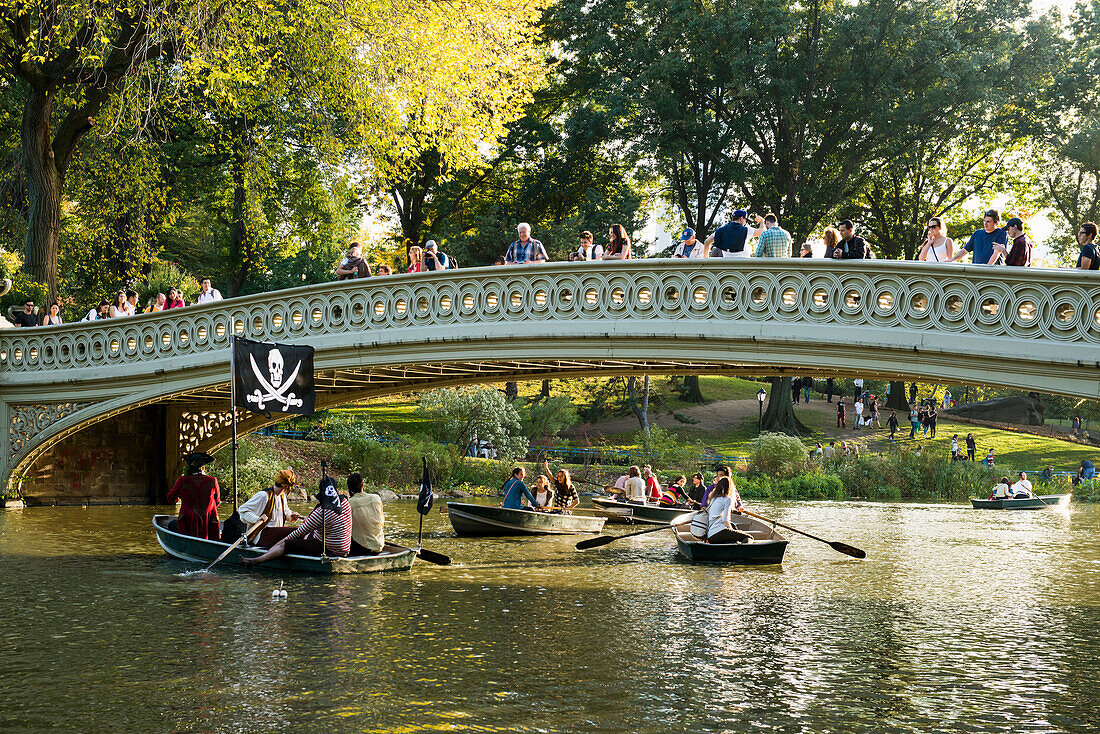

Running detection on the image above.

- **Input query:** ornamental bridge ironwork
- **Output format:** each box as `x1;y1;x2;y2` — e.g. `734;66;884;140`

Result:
2;260;1099;501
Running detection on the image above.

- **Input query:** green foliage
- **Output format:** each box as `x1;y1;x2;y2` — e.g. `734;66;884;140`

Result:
419;387;527;460
211;439;285;500
136;261;201;307
521;396;579;440
828;450;1000;502
635;425;699;468
749;432;810;479
0;271;48;314
738;472;847;501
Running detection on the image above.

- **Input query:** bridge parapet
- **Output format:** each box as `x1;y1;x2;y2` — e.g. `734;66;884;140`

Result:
1;260;1099;378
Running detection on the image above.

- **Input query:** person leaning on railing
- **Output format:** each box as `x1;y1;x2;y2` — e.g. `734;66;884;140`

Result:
1075;222;1098;270
504;222;548;265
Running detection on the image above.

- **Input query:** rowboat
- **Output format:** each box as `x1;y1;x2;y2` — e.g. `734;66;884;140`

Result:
969;493;1072;510
670;513;788;564
152;515;417;573
446;502;606;536
591;496;691;525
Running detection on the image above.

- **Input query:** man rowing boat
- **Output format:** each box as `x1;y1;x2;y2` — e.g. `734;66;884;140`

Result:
238;469;303;546
501;467;543;510
242;477;352;566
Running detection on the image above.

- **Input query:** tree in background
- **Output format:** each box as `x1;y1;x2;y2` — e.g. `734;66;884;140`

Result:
420;387;528;460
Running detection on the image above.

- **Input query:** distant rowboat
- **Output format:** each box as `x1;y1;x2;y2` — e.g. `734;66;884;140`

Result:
969;494;1071;510
152;515;417;573
446;502;606;536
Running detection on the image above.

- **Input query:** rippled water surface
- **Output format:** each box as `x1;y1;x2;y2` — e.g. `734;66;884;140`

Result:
2;500;1099;733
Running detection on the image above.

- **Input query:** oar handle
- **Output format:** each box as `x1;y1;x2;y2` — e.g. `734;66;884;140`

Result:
205;518;265;571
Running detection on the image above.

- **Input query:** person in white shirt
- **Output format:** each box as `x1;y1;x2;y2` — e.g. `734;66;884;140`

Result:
624;465;646;502
989;477;1012;500
1011;472;1033;498
238;469;303;546
824;442;835;459
83;301;110;321
197;278;223;304
673;228;705;258
347;473;385;555
814;442;823;458
576;230;604;261
854;400;864;430
705;478;751;543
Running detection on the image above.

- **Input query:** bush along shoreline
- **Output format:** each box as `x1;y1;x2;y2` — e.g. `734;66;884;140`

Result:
223;430;1083;503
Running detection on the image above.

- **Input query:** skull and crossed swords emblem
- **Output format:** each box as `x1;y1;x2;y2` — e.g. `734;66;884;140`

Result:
246;348;304;411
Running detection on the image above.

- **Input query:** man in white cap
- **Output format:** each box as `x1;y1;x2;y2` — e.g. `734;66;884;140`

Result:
423;240;450;271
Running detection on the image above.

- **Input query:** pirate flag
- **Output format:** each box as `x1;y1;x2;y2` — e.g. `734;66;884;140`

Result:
233;337;316;415
417;456;434;515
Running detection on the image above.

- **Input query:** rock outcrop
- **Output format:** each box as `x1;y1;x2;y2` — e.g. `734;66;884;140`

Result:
943;395;1045;426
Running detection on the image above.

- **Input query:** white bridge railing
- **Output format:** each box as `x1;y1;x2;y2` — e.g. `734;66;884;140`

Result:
2;259;1099;377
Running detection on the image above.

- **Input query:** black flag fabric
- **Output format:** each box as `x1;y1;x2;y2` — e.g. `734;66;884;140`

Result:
232;337;316;415
417;456;434;515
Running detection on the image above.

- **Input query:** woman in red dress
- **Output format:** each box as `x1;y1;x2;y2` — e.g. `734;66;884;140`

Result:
167;452;221;541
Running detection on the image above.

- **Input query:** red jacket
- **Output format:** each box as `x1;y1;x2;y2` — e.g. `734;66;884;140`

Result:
168;473;221;541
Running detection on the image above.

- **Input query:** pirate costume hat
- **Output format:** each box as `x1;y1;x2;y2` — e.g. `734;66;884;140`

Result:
182;452;215;471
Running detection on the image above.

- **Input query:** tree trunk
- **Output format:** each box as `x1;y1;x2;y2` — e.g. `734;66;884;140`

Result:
760;377;809;436
627;375;650;432
504;382;518;401
540;379;550;399
21;85;61;302
227;138;249;297
681;375;704;403
886;380;910;411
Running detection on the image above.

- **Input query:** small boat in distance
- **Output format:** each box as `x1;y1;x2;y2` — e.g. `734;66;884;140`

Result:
446;502;606;536
152;515;417;574
969;494;1072;510
591;497;691;525
671;514;788;565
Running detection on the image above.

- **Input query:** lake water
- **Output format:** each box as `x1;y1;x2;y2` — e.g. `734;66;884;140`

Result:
1;500;1098;733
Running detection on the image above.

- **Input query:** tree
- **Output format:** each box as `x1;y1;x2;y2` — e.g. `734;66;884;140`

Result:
626;375;651;432
420;387;528;460
520;396;579;442
760;377;808;436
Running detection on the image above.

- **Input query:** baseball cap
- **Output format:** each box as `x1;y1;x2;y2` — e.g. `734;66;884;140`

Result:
680;228;695;241
732;209;748;220
1005;217;1024;230
424;240;438;250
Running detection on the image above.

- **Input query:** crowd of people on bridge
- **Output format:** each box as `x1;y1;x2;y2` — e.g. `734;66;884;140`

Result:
9;278;223;328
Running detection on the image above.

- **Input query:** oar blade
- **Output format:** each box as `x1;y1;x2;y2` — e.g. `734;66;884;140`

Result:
829;541;866;559
575;535;617;551
416;547;452;566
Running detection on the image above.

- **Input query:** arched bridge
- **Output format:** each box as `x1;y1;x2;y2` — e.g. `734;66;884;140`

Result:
2;259;1099;503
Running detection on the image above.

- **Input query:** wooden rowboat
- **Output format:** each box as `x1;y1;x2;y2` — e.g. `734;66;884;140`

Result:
969;493;1071;510
446;502;606;536
591;496;691;525
670;513;788;564
152;515;417;574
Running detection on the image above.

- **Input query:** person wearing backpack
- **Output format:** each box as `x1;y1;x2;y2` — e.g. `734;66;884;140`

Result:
424;240;452;271
336;244;372;279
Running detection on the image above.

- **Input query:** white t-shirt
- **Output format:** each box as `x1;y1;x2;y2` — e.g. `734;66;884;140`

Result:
238;489;290;527
855;402;864;416
82;309;100;322
197;289;223;304
1011;479;1033;496
825;445;835;458
625;476;646;500
992;483;1012;499
577;244;604;261
854;379;864;389
707;495;732;538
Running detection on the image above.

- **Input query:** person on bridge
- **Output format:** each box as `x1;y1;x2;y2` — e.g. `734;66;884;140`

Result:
990;217;1032;267
108;291;129;318
165;288;185;309
502;466;542;510
348;473;385;556
239;469;304;547
167;452;221;541
41;302;63;326
1075;222;1098;270
947;209;1006;264
505;223;549;265
917;218;955;262
673;228;702;258
604;224;633;260
578;230;604;261
753;213;793;257
831;220;871;259
704;209;763;258
543;460;580;513
406;246;426;273
81;300;110;322
336;243;373;279
242;479;352;565
197;278;223;303
423;241;451;271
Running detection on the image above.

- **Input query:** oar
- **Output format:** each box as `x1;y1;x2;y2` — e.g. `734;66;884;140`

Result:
741;509;866;559
575;511;696;550
415;547;451;565
205;519;265;571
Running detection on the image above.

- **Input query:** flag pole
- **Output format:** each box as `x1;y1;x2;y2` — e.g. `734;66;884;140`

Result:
230;334;238;509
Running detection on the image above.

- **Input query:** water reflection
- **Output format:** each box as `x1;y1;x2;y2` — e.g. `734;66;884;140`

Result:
0;501;1098;732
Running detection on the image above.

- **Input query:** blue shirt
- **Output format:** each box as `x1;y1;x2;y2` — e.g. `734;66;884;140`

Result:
505;238;548;264
713;222;749;254
963;227;1007;265
502;477;538;509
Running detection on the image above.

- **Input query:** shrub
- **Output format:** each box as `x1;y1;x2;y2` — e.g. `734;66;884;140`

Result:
634;425;700;469
748;432;809;478
211;438;284;499
1;271;48;316
419;387;527;460
138;261;200;307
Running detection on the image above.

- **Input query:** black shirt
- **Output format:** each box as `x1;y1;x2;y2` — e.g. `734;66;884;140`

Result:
838;235;870;259
1077;242;1099;270
12;310;37;327
713;222;749;254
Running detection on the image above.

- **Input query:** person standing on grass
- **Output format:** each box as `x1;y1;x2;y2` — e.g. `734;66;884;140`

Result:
854;399;863;430
887;411;899;440
837;401;846;428
927;405;938;438
909;405;921;439
965;433;977;461
951;434;960;461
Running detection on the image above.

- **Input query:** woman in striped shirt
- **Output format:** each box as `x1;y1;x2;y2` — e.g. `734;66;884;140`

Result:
242;482;352;566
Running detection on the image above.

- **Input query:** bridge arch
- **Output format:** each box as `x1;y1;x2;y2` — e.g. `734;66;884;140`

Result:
3;260;1098;502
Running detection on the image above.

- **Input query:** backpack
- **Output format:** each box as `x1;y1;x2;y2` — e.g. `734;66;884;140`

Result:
690;510;709;539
